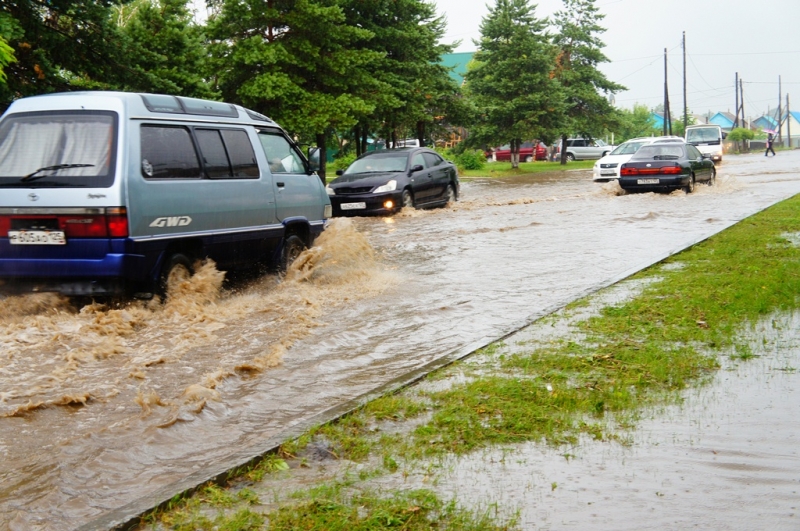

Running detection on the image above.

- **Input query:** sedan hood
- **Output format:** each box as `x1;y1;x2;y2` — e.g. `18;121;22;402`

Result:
329;172;404;188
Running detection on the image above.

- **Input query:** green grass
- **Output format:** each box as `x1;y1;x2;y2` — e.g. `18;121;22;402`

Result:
143;193;800;530
461;159;594;178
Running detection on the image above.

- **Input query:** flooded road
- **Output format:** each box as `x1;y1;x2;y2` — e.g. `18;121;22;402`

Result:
2;152;800;530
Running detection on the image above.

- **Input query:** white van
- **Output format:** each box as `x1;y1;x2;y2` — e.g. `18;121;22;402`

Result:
685;124;724;163
0;91;331;299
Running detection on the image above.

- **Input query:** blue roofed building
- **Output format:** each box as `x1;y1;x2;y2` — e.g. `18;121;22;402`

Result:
708;112;736;132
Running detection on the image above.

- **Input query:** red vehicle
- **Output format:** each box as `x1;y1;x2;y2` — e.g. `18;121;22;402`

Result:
486;141;547;162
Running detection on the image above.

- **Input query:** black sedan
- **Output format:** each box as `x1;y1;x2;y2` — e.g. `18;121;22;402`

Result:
326;148;459;216
619;143;716;194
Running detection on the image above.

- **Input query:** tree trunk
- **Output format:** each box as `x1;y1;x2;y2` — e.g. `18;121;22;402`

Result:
315;132;326;184
354;124;362;157
510;138;520;169
559;134;568;165
416;120;425;147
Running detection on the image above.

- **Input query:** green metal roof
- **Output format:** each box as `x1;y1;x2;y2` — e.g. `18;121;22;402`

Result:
440;52;475;86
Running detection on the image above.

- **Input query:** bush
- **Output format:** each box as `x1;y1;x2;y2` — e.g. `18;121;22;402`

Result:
727;128;755;142
330;152;356;172
452;149;486;171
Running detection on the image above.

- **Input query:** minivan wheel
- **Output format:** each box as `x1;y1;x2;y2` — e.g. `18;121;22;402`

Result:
402;189;415;209
566;153;575;162
159;253;193;300
280;234;307;271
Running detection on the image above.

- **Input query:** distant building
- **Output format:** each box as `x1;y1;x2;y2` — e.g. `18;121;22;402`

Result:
780;111;800;147
753;115;779;133
707;112;736;132
440;52;474;86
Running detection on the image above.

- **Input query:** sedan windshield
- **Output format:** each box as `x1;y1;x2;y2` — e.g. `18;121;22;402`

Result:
609;141;647;156
630;145;685;161
345;154;407;174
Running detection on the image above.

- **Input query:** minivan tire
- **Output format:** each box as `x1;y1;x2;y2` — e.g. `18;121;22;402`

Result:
158;253;193;300
280;234;307;271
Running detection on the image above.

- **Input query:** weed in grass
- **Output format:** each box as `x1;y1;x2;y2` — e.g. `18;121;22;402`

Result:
264;485;516;531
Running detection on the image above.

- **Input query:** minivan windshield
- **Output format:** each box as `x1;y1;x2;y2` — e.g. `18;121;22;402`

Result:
0;111;117;187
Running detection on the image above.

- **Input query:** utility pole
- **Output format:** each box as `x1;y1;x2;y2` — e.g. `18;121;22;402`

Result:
778;75;783;144
740;78;745;129
682;32;688;131
788;94;792;149
663;48;672;136
734;72;739;128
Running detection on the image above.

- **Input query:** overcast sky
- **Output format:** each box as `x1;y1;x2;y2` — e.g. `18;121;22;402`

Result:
191;0;798;119
438;0;799;118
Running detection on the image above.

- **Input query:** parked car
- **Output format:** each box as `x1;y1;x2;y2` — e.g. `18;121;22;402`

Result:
326;148;459;216
618;142;716;194
556;138;613;161
487;141;547;162
592;136;684;182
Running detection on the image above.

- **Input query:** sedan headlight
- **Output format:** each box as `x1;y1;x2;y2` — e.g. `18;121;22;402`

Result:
373;180;397;193
325;185;335;196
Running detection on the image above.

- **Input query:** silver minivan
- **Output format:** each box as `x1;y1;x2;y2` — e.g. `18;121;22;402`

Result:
0;91;331;299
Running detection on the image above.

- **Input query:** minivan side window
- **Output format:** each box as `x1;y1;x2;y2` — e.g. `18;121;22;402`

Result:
257;131;306;174
141;125;201;179
195;128;259;179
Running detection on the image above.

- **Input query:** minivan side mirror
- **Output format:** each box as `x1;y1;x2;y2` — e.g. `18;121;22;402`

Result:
307;147;321;172
409;164;424;174
336;169;344;176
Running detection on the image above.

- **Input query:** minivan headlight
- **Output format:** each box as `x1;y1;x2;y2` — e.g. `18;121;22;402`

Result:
373;180;397;193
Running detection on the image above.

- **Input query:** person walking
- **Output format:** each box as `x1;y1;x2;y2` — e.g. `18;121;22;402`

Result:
765;133;776;156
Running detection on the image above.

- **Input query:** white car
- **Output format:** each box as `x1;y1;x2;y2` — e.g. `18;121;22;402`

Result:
592;136;684;182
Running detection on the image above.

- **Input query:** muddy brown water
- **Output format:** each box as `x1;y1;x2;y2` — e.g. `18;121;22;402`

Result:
2;152;800;530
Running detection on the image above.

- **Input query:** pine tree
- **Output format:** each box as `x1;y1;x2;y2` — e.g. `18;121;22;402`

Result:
552;0;624;163
464;0;564;168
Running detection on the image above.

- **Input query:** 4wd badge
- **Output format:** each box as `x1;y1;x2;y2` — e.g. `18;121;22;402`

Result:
149;216;192;228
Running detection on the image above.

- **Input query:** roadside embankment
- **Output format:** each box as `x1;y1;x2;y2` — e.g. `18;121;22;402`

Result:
134;192;800;530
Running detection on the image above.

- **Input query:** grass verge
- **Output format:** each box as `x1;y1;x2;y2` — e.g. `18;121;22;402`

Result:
461;159;594;178
141;194;800;530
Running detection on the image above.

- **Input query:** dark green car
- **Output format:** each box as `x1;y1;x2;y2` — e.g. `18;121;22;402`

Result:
618;143;716;194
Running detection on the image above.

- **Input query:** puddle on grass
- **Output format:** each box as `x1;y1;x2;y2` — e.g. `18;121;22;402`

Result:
370;310;800;530
215;287;800;531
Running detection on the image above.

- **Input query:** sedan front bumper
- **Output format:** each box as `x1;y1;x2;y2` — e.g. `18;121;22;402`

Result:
330;191;404;217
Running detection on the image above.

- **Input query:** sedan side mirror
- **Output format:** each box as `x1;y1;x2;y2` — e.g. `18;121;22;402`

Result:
336;169;344;176
409;164;424;174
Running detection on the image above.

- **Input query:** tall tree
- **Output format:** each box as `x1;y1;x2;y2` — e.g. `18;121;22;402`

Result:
552;0;623;163
338;0;457;153
0;0;132;110
464;0;564;168
208;0;383;179
115;0;215;98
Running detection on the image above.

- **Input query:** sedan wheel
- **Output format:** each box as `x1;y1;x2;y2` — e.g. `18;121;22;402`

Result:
445;184;456;205
524;155;533;163
685;174;695;194
402;189;415;209
707;167;716;186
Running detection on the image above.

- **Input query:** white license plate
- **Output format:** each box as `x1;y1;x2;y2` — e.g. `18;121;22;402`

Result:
601;171;616;176
340;202;366;210
9;230;66;245
637;178;660;185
